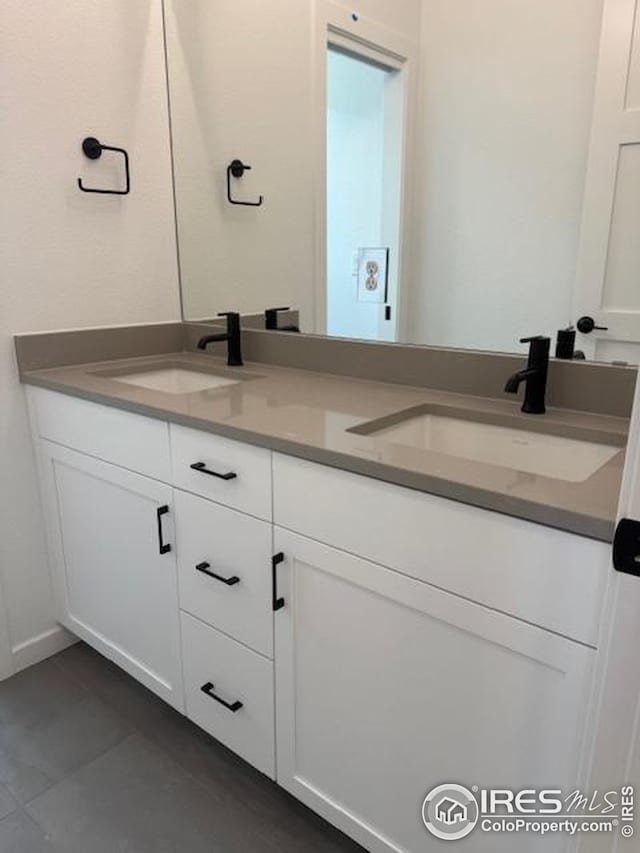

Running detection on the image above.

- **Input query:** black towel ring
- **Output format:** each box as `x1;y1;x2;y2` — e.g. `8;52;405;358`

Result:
78;136;130;195
226;159;263;207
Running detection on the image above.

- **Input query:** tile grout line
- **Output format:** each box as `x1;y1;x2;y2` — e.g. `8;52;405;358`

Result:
46;647;364;851
11;654;135;813
48;649;239;805
20;731;135;815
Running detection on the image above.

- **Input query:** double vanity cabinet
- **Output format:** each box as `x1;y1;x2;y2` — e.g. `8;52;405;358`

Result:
27;385;610;853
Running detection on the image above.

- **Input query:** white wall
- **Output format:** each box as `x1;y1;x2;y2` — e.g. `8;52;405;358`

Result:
165;0;423;324
1;0;180;673
408;0;605;352
165;0;315;322
332;0;422;37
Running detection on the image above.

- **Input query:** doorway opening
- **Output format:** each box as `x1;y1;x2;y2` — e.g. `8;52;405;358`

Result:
325;44;405;341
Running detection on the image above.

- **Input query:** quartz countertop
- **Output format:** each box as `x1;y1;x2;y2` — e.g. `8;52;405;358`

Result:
22;351;628;542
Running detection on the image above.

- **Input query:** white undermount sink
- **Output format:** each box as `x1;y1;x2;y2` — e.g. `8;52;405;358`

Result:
106;367;241;395
349;406;623;482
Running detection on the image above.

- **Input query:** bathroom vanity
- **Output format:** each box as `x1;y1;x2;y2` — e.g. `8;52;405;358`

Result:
18;335;628;853
4;0;640;848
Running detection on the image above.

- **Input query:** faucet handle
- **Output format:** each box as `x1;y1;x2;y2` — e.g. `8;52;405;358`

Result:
265;306;291;330
520;335;550;344
217;311;241;331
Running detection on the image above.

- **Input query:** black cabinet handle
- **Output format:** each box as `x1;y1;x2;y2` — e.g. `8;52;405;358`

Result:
190;462;237;481
156;505;171;555
613;518;640;577
200;681;243;712
272;552;285;611
195;562;240;586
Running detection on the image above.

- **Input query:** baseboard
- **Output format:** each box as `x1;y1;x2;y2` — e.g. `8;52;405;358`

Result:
11;625;77;673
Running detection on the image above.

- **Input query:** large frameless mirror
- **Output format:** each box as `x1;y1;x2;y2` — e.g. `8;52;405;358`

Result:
164;0;640;363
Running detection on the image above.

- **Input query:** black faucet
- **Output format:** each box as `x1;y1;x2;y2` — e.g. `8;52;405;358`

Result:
197;312;243;366
264;306;300;333
504;336;550;414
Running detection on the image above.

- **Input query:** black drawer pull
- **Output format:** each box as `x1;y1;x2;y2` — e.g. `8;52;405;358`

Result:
156;505;171;555
200;682;243;712
195;562;240;586
190;462;237;481
272;552;285;611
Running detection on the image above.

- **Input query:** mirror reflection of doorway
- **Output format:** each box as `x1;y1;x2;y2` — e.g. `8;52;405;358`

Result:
326;45;404;342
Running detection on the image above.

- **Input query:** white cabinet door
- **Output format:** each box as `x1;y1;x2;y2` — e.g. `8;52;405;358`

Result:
40;441;183;711
274;529;595;853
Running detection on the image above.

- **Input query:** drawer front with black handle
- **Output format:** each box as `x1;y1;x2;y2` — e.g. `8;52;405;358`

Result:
171;424;272;519
181;612;275;779
174;490;273;657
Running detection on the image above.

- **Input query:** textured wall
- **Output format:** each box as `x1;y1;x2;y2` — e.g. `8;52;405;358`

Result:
0;0;180;671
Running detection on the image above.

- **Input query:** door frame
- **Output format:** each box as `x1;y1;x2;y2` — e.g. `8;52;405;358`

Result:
311;0;419;340
572;0;640;359
578;371;640;851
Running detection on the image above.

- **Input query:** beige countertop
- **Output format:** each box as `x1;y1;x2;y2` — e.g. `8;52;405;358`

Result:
22;351;628;542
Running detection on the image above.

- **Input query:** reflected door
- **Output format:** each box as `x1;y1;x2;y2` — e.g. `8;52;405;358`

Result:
326;46;404;342
573;0;640;362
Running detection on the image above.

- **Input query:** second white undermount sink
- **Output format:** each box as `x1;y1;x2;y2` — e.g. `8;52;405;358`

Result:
349;406;623;482
105;367;241;395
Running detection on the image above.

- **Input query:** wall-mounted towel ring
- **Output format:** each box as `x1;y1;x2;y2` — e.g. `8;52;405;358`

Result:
78;136;130;195
226;159;263;207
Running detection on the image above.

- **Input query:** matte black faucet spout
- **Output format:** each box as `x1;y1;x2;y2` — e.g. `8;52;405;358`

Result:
197;312;243;366
504;336;550;414
504;367;537;394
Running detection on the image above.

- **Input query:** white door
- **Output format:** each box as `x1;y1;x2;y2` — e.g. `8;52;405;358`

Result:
573;0;640;362
40;441;183;711
274;528;594;853
578;375;640;851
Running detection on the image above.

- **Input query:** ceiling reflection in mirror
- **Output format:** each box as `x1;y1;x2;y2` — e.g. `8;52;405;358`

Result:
164;0;640;364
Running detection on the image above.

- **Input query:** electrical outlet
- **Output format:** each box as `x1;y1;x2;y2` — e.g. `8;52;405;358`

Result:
357;248;389;303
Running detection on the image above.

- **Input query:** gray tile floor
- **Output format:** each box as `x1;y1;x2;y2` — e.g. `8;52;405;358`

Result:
0;643;364;852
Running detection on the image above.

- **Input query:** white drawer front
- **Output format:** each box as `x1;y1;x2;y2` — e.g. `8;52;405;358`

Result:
175;490;273;657
181;612;275;778
29;387;171;482
171;424;271;519
273;454;609;646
